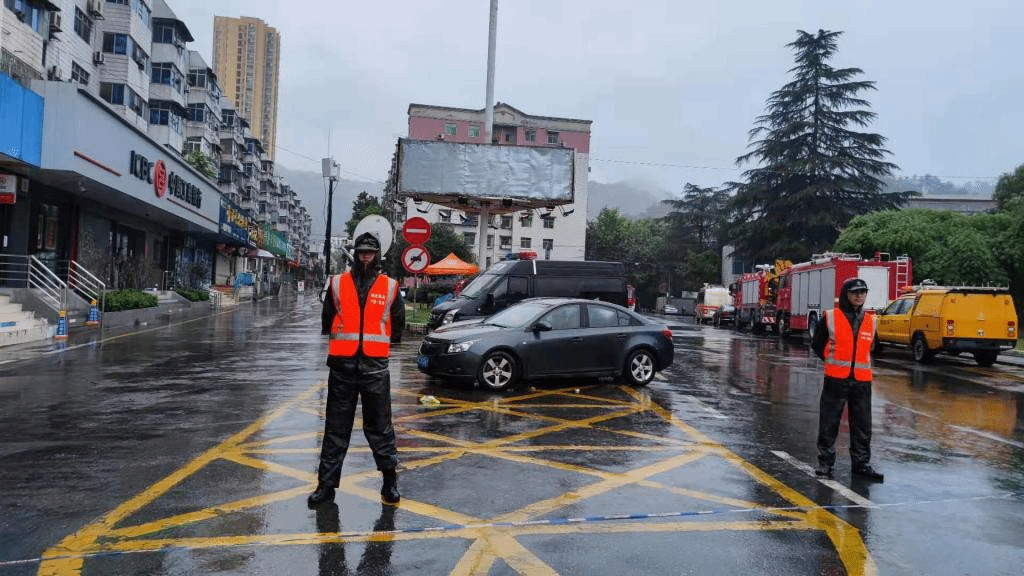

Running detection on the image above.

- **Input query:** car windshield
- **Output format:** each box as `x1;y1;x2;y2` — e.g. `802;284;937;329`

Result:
485;302;552;328
458;274;500;299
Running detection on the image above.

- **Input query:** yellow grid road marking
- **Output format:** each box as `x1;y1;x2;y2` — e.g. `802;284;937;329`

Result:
39;378;876;576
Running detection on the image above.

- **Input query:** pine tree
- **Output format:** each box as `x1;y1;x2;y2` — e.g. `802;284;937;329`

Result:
728;29;912;262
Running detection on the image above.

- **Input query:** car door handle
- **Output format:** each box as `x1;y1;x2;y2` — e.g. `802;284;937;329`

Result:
571;337;583;343
615;333;627;339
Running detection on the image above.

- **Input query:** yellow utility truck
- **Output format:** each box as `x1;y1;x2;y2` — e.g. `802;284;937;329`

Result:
875;285;1018;366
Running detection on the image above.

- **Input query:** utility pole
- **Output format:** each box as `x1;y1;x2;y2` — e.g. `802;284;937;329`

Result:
321;157;339;279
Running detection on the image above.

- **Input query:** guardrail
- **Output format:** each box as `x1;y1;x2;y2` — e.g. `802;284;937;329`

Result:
61;260;106;335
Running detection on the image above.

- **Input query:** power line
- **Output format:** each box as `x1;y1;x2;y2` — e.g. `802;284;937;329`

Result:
274;144;382;183
589;157;1001;181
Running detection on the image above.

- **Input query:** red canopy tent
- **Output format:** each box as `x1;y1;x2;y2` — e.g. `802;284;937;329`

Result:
423;253;479;276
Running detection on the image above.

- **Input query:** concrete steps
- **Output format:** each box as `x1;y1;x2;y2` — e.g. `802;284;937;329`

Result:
0;294;52;348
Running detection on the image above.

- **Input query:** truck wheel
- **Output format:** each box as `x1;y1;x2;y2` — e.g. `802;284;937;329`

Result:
806;313;818;342
778;316;790;340
912;334;934;364
973;350;998;367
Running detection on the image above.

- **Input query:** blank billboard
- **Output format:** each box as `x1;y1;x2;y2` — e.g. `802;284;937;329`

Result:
397;138;574;203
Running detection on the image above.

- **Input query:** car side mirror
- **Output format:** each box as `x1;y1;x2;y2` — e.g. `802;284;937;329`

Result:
484;293;495;309
532;320;553;332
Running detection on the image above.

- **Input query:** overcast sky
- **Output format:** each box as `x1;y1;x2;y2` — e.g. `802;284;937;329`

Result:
172;0;1022;195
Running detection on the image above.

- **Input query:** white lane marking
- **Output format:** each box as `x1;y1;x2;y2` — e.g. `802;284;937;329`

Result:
948;425;1024;449
686;397;728;419
772;450;874;506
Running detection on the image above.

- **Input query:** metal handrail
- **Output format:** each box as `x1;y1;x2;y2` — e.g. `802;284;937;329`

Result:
1;254;66;312
66;260;106;334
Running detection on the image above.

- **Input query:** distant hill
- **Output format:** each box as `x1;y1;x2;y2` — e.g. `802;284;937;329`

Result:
275;165;382;242
587;179;673;220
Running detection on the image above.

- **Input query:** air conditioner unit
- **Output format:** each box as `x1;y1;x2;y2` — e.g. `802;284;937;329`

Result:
47;66;62;81
93;51;105;65
49;13;62;32
87;0;104;18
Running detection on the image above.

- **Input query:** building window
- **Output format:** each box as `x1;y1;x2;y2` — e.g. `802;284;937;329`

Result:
187;69;208;88
547;131;560;145
486;257;492;268
486;234;493;248
542;239;553;250
187;103;205;122
542;216;555;229
499;236;512;250
99;82;126;105
107;0;129;5
468;126;480;138
4;0;43;33
102;32;130;55
184;138;202;153
153;22;175;43
520;237;531;248
70;62;90;86
525;129;536;143
520;214;533;227
73;7;93;43
444;123;456;136
438;210;451;223
463;232;475;245
151;62;174;85
500;215;512;229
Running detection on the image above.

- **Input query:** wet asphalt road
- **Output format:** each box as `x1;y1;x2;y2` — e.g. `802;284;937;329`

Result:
0;298;1022;575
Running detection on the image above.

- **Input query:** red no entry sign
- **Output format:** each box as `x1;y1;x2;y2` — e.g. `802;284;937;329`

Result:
402;217;432;245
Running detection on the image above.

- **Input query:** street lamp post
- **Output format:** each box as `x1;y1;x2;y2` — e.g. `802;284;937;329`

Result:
321;157;339;280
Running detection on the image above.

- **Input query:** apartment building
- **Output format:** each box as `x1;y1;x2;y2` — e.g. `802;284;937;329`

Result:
211;15;280;161
0;0;311;300
386;102;591;269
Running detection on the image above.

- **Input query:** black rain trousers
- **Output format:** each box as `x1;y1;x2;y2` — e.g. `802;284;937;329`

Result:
316;366;398;488
816;377;872;469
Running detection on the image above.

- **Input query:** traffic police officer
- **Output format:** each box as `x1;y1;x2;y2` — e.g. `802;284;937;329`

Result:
308;231;406;507
811;277;885;482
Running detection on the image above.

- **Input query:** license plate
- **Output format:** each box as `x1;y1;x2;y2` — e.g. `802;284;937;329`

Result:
417;355;429;369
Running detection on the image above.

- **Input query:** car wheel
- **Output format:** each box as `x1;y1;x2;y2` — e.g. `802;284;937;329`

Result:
477;351;518;390
912;334;934;364
624;349;656;386
974;350;998;367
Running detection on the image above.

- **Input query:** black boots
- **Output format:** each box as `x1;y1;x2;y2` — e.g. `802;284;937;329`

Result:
308;472;400;508
814;464;834;479
852;465;885;482
381;470;400;505
307;484;336;508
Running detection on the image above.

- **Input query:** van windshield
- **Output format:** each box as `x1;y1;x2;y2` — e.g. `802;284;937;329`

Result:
459;274;501;299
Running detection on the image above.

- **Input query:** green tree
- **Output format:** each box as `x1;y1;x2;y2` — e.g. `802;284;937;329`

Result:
833;208;1008;286
729;29;912;263
345;191;382;238
586;208;671;307
661;183;730;251
183;149;218;180
993;164;1024;212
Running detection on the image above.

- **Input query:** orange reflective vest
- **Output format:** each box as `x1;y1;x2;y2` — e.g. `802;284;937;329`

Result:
822;308;875;381
328;272;399;358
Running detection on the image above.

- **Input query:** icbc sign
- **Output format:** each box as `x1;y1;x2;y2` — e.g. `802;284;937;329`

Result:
153;160;167;198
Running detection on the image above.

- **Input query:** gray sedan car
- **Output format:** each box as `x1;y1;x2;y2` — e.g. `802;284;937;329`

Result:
416;298;674;390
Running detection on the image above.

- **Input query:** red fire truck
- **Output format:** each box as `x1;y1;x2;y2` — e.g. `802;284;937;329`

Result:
774;252;912;339
733;259;792;333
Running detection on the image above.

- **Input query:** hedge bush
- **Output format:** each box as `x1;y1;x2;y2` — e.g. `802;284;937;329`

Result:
175;288;210;302
102;289;158;312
